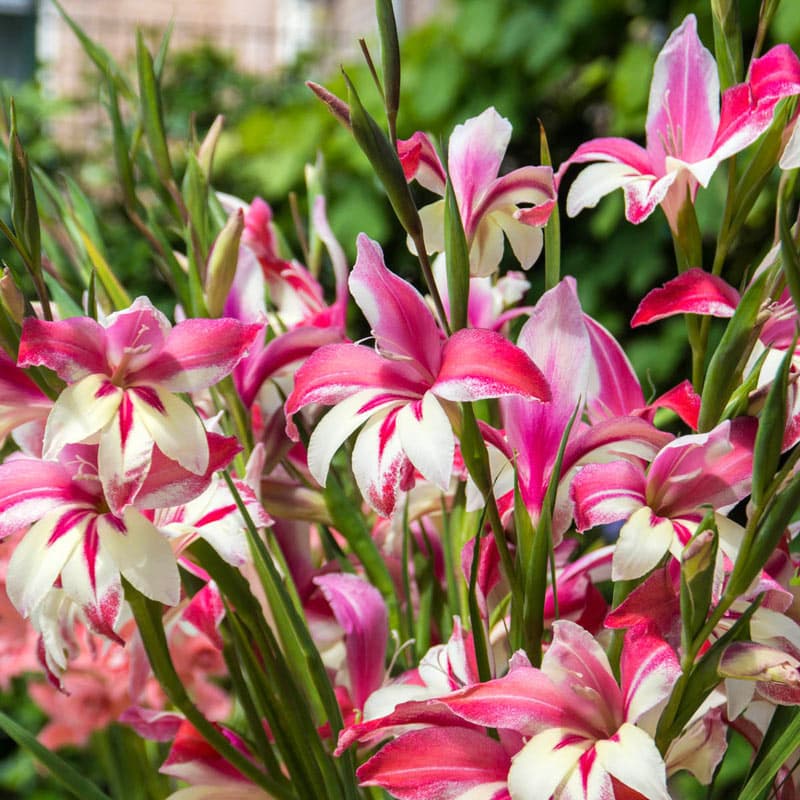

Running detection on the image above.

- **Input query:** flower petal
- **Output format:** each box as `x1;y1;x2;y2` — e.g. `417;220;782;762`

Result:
7;509;86;615
631;269;740;327
18;315;107;381
99;508;179;606
350;234;443;378
129;385;209;475
396;392;454;490
434;328;550;404
507;728;587;800
43;374;122;459
357;726;511;800
571;460;647;532
612;506;675;581
313;572;388;709
134;318;261;392
595;723;670;800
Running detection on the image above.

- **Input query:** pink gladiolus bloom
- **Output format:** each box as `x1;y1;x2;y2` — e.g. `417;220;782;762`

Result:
0;436;239;646
17;296;260;514
572;417;756;580
558;15;800;227
0;350;51;452
353;621;680;800
498;278;671;539
285;235;550;516
400;107;556;276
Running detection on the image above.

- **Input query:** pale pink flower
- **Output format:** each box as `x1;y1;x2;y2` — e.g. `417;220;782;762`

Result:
558;15;800;227
400;107;556;276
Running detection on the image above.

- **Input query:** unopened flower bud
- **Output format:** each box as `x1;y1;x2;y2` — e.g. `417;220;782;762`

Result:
205;208;244;317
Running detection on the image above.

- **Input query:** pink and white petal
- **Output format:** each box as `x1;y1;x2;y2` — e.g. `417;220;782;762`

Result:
129;385;209;475
469;215;507;277
350;235;443;377
98;393;154;514
6;509;86;616
312;195;350;316
620;624;681;723
18;316;107;381
135;432;241;510
493;211;544;271
136;318;261;392
306;389;404;488
622;171;678;224
471;165;555;236
571;460;647;532
357;726;511;800
648;380;701;431
612;506;676;581
594;723;670;800
59;519;123;642
352;409;414;517
313;572;388;709
645;15;719;166
99;508;180;607
0;458;75;537
397;130;447;194
507;728;587;800
285;343;425;425
103;297;171;374
565;162;653;218
665;706;727;783
449;108;512;227
583;315;645;422
543;620;624;733
434;328;550;404
440;667;579;736
43;374;122;459
397;393;454;490
631;269;740;327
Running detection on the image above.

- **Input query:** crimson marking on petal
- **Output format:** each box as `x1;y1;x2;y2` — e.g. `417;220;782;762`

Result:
411;399;424;422
95;379;118;399
378;409;400;457
47;507;92;546
579;747;598;793
131;385;166;414
119;392;134;447
357;392;415;415
195;504;237;528
84;517;100;593
84;588;124;645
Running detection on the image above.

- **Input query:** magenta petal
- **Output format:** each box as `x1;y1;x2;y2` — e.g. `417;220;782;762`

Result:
133;318;262;392
18;316;107;381
357;726;511;800
557;137;654;185
0;457;76;537
645;14;719;168
397;131;446;195
313;572;388;709
433;328;550;404
631;269;740;327
584;315;645;421
571;460;647;532
648;380;701;431
238;324;340;408
350;235;443;379
134;433;241;510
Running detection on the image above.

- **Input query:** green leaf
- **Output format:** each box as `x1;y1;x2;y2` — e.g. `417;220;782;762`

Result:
344;70;421;241
698;270;768;431
375;0;400;143
739;705;800;800
444;173;469;331
0;711;111;800
779;183;800;314
50;0;134;99
711;0;743;90
78;227;131;311
136;31;173;184
105;76;137;210
679;511;718;652
751;337;794;507
540;123;560;290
